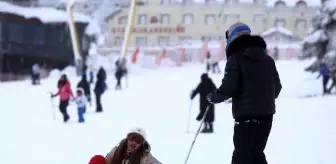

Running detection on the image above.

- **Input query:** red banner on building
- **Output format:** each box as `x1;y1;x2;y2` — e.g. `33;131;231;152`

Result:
112;25;185;34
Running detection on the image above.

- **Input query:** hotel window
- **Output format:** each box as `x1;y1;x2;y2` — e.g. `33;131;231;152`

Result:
138;14;147;25
114;37;124;45
135;36;147;46
295;1;307;9
201;36;217;41
205;0;216;4
158;36;170;46
218;36;226;40
160;14;170;24
205;14;216;25
223;14;239;24
178;36;192;42
295;19;307;29
274;1;286;8
160;0;173;5
253;14;265;24
118;16;127;25
183;14;194;25
274;18;286;27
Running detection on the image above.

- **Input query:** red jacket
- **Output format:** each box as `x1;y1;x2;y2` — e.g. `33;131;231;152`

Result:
56;82;73;101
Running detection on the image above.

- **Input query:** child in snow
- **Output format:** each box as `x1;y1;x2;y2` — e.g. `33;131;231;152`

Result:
191;73;217;133
75;88;87;123
105;127;162;164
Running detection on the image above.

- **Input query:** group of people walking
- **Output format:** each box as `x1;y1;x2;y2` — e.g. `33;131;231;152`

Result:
51;66;107;123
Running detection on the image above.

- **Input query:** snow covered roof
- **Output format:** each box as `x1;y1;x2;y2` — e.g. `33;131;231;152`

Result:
262;26;293;37
266;0;321;7
85;20;101;35
0;2;90;23
179;0;321;6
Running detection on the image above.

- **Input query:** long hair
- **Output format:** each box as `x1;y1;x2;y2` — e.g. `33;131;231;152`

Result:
110;139;146;164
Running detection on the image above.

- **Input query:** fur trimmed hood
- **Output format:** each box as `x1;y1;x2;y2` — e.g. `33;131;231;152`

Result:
226;35;267;61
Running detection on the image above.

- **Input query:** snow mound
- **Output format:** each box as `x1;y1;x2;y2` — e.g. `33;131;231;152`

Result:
0;1;90;23
49;69;62;80
62;66;77;77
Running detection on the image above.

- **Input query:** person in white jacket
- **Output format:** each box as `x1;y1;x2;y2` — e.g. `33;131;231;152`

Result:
76;88;87;123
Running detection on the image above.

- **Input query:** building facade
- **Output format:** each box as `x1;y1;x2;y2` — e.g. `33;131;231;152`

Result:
106;0;319;47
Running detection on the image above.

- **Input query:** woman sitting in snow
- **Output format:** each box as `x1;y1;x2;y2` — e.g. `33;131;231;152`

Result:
105;127;162;164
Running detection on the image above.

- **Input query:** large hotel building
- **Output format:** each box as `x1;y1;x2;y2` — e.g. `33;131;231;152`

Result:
105;0;319;47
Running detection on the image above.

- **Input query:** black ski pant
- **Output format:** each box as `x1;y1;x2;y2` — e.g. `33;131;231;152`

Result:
322;75;330;94
116;77;122;90
59;99;70;122
95;91;103;112
232;115;273;164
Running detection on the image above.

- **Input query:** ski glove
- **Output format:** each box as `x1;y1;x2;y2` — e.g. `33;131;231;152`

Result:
206;93;215;104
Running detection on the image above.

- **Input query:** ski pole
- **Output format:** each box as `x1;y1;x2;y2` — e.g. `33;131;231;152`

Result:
186;100;193;133
48;92;56;120
184;105;212;164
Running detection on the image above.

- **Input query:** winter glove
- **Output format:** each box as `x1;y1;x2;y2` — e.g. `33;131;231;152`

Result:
50;94;57;98
190;90;194;100
206;93;215;104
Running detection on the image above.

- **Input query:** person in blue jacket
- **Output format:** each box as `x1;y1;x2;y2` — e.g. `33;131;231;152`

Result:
317;62;330;94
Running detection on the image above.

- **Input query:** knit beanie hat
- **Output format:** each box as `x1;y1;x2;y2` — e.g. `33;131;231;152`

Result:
89;155;106;164
226;22;251;45
128;127;147;140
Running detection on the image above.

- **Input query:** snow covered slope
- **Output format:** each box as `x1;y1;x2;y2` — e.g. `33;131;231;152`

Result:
0;60;335;164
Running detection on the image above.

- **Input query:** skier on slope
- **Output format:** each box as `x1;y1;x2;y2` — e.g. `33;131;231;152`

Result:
191;73;217;133
52;74;74;123
206;22;282;164
317;61;331;94
105;127;162;164
115;58;128;90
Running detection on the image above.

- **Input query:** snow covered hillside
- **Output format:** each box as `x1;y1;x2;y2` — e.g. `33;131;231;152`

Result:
0;60;335;164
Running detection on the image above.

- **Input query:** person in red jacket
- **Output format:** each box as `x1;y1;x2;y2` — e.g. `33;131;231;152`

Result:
52;74;74;122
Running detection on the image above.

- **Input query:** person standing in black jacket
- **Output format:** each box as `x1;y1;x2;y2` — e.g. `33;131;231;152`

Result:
94;67;107;113
77;74;91;108
206;22;282;164
191;73;217;133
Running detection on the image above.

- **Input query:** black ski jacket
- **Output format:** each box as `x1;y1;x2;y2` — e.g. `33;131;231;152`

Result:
208;35;282;119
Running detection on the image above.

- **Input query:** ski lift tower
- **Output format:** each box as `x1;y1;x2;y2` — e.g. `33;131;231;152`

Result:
60;0;88;76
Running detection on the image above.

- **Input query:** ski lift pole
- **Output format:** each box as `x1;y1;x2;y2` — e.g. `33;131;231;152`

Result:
120;0;137;59
120;0;137;88
65;0;82;72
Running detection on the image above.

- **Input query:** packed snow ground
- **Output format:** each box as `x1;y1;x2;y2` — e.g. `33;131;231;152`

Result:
0;59;335;164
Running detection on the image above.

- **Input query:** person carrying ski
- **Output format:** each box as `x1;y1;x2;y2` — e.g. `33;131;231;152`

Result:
105;127;162;164
317;61;330;94
206;22;282;164
75;88;87;123
191;73;217;133
52;74;74;122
